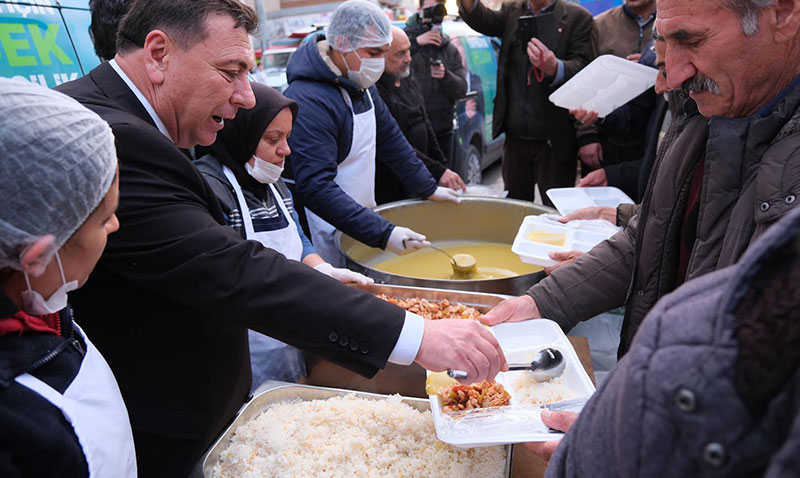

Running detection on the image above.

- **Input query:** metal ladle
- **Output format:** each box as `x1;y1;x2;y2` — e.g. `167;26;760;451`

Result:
427;245;477;276
507;348;565;382
446;347;565;382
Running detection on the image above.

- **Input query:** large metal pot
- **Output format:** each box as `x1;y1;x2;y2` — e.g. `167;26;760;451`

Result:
336;197;553;295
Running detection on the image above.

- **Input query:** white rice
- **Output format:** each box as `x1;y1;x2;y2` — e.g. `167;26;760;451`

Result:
213;394;507;478
511;374;575;406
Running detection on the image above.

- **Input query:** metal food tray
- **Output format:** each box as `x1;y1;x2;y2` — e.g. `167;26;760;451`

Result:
202;382;513;478
303;285;514;399
352;283;513;313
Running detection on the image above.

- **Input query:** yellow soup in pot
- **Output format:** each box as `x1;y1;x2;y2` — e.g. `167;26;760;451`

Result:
374;242;542;280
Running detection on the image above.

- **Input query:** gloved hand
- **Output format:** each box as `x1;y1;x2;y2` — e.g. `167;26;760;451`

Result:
427;186;461;203
386;226;430;255
314;262;374;285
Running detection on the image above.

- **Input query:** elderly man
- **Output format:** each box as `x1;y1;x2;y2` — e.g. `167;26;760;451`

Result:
376;26;466;204
514;1;800;472
483;0;800;363
457;0;595;203
55;0;506;475
284;0;460;266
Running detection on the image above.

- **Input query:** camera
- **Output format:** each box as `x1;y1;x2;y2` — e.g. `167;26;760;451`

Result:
421;3;447;25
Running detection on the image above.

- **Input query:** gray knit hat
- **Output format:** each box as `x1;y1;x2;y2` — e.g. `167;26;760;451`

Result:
0;78;117;270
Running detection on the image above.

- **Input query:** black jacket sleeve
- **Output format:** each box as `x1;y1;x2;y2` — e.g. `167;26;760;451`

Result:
438;42;468;102
101;124;405;373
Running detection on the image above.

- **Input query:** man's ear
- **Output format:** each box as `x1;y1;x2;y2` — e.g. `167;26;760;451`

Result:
142;30;171;85
772;0;800;43
19;235;55;278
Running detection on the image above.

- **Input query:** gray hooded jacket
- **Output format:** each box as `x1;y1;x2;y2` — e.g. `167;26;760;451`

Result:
547;205;800;478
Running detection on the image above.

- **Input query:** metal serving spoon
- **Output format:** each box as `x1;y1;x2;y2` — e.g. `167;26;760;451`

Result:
447;347;565;382
427;245;477;276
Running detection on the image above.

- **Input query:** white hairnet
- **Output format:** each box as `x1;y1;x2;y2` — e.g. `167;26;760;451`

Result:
328;0;392;52
0;78;117;271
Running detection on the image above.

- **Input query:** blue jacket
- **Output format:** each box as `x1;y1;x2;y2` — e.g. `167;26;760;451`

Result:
284;36;438;249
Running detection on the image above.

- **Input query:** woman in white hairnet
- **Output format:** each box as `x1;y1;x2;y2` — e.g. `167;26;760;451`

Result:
0;79;136;477
283;0;461;267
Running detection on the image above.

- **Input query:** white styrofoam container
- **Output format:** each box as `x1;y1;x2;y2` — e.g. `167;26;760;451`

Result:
428;320;596;447
511;215;617;267
548;54;658;118
546;186;635;216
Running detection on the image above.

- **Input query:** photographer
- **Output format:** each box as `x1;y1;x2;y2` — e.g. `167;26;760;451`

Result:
457;0;595;204
405;0;467;163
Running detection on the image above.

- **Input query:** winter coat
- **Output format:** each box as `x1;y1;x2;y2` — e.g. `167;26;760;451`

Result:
404;18;468;134
0;298;91;477
547;205;800;478
375;73;448;205
283;37;438;249
529;75;800;356
194;153;315;258
459;0;594;162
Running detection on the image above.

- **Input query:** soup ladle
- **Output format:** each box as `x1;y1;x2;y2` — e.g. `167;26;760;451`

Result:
427;245;477;276
446;348;565;383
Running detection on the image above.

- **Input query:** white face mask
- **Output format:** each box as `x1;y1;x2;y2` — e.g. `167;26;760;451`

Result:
245;155;284;184
343;50;385;89
21;251;78;315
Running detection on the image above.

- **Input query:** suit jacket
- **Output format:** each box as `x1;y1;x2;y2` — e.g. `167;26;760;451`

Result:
460;0;595;161
55;62;405;475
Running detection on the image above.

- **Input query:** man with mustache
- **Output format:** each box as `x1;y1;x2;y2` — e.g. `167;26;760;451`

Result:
483;0;800;360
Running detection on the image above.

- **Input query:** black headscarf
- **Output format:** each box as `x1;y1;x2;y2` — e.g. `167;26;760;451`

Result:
210;82;298;194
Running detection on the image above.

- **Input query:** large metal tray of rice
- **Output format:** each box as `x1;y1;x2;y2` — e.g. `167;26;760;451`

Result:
203;383;511;477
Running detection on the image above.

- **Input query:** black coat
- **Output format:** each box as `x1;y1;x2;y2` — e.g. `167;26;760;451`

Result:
55;62;406;476
405;21;468;134
375;73;448;204
460;0;595;160
0;298;90;477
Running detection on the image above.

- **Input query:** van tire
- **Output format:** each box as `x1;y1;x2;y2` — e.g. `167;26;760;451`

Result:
463;144;482;184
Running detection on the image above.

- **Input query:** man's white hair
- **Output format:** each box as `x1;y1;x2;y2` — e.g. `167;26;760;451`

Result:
720;0;776;35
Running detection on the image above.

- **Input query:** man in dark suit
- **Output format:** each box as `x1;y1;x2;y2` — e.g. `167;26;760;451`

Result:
457;0;595;205
56;0;506;475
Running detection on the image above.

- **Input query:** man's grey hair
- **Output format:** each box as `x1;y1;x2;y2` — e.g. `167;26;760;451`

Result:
719;0;776;35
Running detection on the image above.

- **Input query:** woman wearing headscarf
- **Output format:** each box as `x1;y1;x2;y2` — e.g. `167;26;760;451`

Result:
196;82;373;388
0;79;136;477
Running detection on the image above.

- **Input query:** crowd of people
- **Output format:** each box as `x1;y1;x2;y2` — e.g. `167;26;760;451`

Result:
2;0;800;476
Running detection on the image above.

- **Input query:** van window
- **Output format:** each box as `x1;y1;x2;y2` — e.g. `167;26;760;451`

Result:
0;0;97;88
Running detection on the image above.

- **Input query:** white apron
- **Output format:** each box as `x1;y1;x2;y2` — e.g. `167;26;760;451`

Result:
222;165;303;261
223;165;306;388
14;323;137;478
306;88;377;267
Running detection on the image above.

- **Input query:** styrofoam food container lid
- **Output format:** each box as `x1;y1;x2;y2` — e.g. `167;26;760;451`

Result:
428;319;595;447
548;54;657;118
546;186;634;216
511;215;618;267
